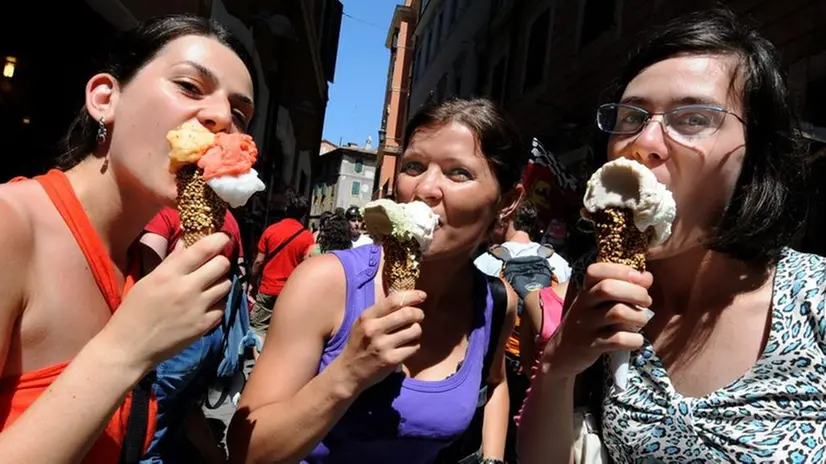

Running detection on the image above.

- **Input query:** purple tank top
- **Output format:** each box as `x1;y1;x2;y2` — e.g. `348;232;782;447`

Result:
302;244;495;464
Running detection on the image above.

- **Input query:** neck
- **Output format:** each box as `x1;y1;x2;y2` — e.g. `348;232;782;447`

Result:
505;229;531;244
647;246;772;316
418;255;475;307
64;157;163;271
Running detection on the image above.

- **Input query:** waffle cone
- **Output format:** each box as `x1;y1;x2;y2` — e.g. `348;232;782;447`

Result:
592;207;650;272
176;165;227;247
382;236;422;294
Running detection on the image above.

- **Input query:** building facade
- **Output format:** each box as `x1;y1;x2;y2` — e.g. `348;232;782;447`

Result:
408;0;826;255
373;0;420;200
310;143;378;228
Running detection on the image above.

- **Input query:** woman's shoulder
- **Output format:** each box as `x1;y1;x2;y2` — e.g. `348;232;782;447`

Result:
777;248;826;287
0;183;36;258
0;184;36;314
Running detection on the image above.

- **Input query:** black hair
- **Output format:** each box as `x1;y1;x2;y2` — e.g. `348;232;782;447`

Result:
318;211;334;228
403;98;525;194
284;190;310;220
318;214;353;253
512;201;539;235
58;14;257;170
595;7;807;266
345;205;362;220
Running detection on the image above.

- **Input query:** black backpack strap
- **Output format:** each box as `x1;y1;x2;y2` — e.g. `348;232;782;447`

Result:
119;370;156;464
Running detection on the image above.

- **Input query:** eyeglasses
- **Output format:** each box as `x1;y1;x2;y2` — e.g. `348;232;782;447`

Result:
596;103;746;139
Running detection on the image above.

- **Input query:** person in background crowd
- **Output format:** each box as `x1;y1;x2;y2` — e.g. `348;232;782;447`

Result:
228;98;522;464
313;211;334;242
139;206;246;463
473;200;571;463
475;200;572;283
248;190;314;342
307;211;352;258
345;205;373;248
0;14;253;462
519;8;818;463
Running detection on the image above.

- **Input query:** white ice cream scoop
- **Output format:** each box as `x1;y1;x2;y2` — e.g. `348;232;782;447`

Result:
583;158;676;247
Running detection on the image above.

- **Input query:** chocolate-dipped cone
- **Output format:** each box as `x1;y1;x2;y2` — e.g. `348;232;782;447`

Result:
176;165;227;246
592;207;650;272
382;236;422;294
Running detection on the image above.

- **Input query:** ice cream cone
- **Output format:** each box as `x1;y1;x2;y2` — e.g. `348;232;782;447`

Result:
383;236;422;294
176;165;227;247
592;207;650;272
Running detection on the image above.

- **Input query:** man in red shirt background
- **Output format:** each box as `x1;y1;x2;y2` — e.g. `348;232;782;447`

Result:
249;190;314;341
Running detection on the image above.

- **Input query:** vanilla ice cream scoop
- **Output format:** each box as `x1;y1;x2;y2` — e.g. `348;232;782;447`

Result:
362;199;439;253
583;158;676;247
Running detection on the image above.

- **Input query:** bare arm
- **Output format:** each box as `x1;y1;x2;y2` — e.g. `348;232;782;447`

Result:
520;290;542;373
481;280;518;460
517;281;580;464
249;252;266;293
227;255;358;463
139;232;170;274
0;198;146;463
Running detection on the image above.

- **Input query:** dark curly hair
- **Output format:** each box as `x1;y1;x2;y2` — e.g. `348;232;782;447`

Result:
593;7;807;266
318;213;352;253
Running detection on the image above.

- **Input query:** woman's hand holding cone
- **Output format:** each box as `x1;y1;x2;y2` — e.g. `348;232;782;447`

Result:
333;290;427;393
99;233;232;375
540;263;654;380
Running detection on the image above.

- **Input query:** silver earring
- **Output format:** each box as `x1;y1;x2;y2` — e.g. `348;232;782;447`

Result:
96;117;107;144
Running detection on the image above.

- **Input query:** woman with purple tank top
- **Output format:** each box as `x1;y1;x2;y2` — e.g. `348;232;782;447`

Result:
228;98;526;464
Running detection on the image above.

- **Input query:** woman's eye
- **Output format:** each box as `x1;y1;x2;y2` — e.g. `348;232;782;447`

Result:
233;111;249;130
447;169;472;182
677;113;711;126
177;81;202;95
401;162;424;175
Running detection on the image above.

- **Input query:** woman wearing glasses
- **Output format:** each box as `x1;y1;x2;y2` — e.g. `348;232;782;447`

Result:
518;8;819;463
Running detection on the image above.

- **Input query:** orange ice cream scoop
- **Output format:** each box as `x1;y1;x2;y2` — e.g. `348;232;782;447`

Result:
167;121;216;172
196;132;258;181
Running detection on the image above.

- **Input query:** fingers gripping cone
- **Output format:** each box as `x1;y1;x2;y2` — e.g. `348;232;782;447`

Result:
176;165;227;247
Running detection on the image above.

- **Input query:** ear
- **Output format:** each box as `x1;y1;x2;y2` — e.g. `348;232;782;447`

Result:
497;183;525;221
85;73;120;124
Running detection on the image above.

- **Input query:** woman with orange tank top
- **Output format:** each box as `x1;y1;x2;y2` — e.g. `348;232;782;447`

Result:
0;15;257;463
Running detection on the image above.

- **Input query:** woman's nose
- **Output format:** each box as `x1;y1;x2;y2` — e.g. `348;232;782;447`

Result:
198;97;233;133
412;169;444;206
629;118;670;166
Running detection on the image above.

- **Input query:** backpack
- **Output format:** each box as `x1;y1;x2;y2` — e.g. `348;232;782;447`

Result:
489;244;556;309
489;245;555;361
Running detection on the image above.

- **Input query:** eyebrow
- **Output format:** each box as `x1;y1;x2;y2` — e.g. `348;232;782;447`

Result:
620;95;725;108
183;60;254;107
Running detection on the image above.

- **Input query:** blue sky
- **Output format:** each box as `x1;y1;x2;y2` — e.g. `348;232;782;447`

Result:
322;0;397;148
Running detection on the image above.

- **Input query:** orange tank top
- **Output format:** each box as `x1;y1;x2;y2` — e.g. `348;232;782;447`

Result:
0;169;157;462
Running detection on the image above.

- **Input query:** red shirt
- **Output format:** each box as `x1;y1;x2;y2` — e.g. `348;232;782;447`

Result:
144;207;244;260
257;218;314;296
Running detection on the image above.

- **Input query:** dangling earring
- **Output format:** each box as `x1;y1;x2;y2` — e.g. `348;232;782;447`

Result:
96;116;107;144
